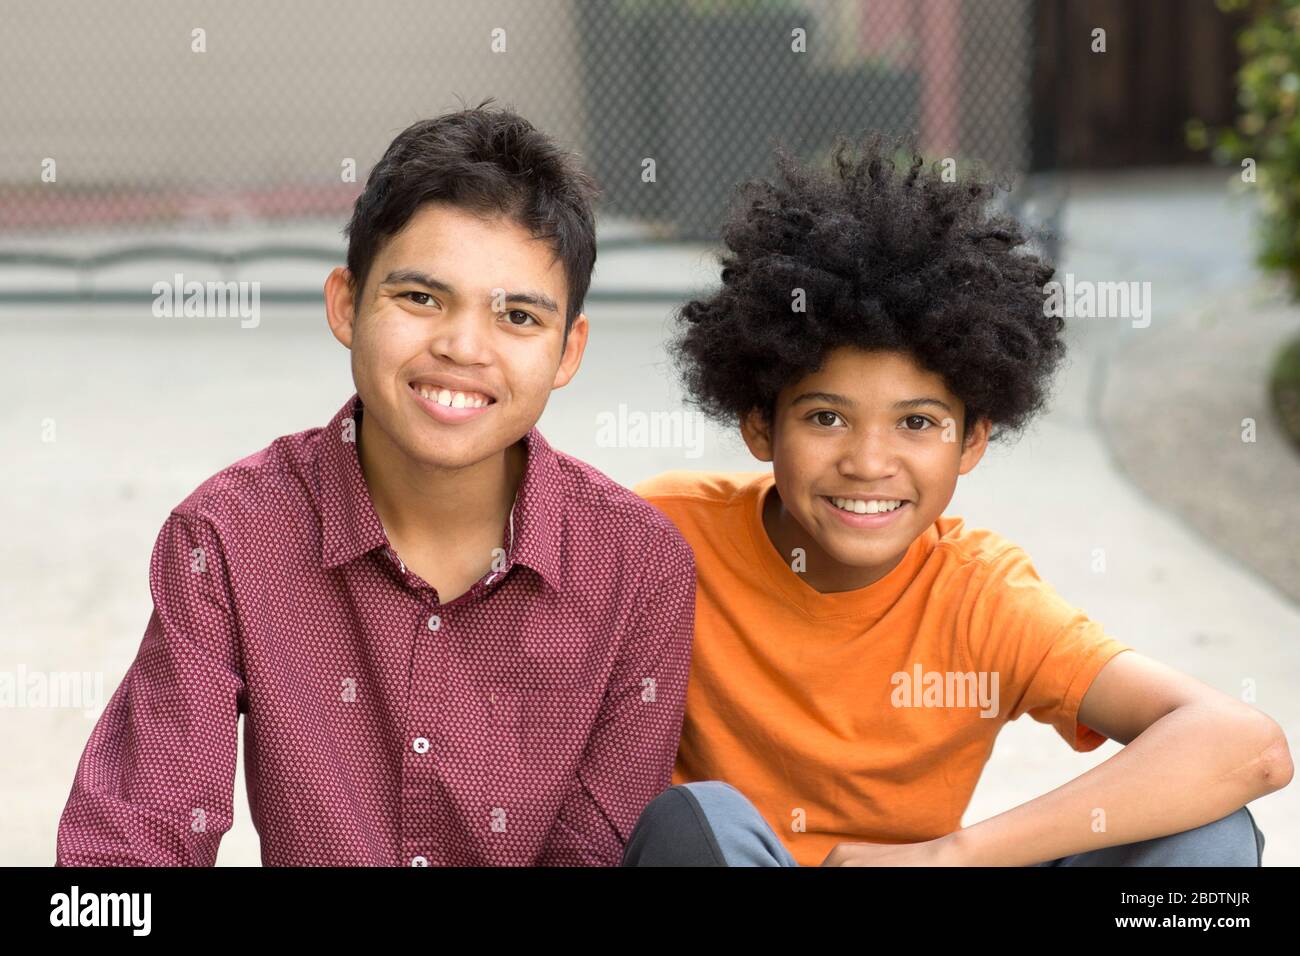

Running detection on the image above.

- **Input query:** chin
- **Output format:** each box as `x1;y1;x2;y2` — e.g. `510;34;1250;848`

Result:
399;429;487;464
828;540;902;568
821;518;912;555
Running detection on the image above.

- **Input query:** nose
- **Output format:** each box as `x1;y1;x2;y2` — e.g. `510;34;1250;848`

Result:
837;424;901;481
428;307;494;366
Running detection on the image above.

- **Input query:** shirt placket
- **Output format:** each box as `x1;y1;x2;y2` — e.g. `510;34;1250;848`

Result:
394;500;518;866
392;546;444;867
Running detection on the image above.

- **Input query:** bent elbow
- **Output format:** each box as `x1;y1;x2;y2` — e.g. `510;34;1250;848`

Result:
1246;714;1294;794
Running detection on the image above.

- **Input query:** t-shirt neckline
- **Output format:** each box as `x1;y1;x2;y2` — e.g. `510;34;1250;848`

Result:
743;472;935;621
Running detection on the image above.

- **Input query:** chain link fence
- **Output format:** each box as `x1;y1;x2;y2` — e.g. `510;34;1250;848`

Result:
0;0;1046;267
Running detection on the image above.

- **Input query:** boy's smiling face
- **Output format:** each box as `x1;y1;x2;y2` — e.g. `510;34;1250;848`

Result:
325;201;588;470
741;347;991;591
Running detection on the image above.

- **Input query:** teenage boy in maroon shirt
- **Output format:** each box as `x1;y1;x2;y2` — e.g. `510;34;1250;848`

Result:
56;102;696;867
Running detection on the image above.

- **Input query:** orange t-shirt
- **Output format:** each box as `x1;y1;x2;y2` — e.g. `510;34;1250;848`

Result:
634;470;1134;867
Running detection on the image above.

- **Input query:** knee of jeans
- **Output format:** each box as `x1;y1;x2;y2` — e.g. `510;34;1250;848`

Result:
678;780;748;807
679;780;742;794
1181;806;1262;866
629;785;691;840
639;784;688;818
634;782;741;836
1243;804;1266;855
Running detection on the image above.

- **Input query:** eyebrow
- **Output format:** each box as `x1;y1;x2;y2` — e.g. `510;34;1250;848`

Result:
788;392;953;413
380;269;560;315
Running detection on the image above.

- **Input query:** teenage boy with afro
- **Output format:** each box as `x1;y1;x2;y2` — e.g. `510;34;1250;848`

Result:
622;133;1292;867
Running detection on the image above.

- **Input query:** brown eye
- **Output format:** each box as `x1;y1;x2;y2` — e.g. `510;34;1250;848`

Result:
505;310;538;326
811;411;843;427
903;415;932;430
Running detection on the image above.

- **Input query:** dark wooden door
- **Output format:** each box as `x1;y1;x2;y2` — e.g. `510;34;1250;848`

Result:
1031;0;1246;169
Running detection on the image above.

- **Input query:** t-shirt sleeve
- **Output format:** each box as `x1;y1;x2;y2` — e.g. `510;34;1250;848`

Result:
632;471;683;500
964;546;1133;752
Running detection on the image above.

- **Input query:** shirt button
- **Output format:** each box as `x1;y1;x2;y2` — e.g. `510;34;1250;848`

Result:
411;855;428;867
427;614;441;631
412;736;430;754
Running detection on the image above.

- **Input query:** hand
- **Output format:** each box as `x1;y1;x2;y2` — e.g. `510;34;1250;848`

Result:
819;833;963;867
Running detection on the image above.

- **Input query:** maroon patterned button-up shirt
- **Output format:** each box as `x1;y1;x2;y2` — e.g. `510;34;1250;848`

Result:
55;392;696;866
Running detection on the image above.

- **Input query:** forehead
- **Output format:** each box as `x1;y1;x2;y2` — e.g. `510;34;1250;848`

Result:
379;202;566;287
800;347;952;394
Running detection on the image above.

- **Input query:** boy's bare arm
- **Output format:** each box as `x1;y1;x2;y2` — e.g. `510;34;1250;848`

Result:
945;651;1293;866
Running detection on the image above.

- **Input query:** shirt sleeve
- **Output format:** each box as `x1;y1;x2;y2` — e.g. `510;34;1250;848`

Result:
964;546;1133;752
55;511;246;866
535;527;697;865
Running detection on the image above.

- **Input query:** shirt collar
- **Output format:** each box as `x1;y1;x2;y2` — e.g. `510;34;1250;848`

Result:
314;391;564;594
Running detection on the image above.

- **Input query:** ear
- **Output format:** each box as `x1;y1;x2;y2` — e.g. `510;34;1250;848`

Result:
739;407;775;462
957;415;992;475
325;266;359;349
552;312;589;389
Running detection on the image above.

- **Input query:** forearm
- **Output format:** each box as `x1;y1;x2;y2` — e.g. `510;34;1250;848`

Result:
947;704;1292;867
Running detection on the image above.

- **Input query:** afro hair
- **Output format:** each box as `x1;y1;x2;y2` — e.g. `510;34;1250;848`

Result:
670;131;1066;442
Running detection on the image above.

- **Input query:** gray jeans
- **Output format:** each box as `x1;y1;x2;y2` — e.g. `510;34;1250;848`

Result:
621;780;1266;866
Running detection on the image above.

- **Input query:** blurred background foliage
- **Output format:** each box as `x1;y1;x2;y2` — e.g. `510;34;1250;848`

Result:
1188;0;1300;446
1189;0;1300;293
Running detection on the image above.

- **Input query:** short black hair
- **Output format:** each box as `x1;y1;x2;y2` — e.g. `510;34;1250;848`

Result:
344;97;600;336
670;131;1065;442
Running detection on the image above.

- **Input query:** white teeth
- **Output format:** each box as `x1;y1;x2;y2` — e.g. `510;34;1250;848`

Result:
415;385;491;408
830;497;903;515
